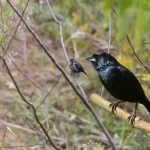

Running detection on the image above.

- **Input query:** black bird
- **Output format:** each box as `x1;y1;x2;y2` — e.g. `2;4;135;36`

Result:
87;52;150;124
69;58;87;75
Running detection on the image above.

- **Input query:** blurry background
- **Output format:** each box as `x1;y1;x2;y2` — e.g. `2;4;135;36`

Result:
0;0;150;149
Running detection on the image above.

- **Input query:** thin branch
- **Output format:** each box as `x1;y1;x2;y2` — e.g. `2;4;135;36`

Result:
126;34;150;73
45;0;69;63
1;57;61;150
6;53;44;92
3;0;29;57
74;74;87;101
7;1;118;149
36;73;63;110
23;117;47;140
90;93;150;133
46;115;57;134
36;64;67;111
1;1;43;95
112;7;150;73
43;90;49;130
40;50;49;130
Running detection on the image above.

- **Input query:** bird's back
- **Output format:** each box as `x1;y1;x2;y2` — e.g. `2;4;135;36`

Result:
98;64;147;104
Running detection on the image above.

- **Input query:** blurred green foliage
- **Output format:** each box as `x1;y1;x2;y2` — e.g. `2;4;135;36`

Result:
104;0;150;49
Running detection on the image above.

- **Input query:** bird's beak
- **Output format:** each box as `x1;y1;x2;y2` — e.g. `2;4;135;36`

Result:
86;56;96;62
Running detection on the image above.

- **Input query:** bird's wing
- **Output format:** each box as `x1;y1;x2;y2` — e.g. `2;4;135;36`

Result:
74;63;84;72
101;65;145;101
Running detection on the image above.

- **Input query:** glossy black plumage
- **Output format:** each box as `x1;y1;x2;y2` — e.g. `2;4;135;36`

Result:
70;58;87;75
87;52;150;124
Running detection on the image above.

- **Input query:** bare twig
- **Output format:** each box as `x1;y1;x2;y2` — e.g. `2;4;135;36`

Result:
90;93;150;133
23;117;47;140
126;34;150;73
43;90;49;130
7;1;118;149
36;73;63;110
74;74;87;101
36;64;67;110
45;0;69;63
3;0;30;57
47;0;88;103
40;50;49;130
112;7;150;73
7;53;44;92
1;0;43;94
1;57;61;150
49;1;116;147
46;0;117;148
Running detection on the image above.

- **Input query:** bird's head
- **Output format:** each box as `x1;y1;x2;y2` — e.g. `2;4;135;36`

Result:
86;52;118;71
70;58;75;64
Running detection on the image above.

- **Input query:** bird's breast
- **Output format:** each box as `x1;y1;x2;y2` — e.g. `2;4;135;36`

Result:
98;68;111;85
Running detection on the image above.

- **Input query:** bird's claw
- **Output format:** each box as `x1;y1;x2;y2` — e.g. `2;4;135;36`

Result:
127;113;136;127
109;103;118;115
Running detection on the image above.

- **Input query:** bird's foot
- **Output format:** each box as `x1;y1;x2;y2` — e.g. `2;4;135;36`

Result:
109;103;118;115
127;113;136;127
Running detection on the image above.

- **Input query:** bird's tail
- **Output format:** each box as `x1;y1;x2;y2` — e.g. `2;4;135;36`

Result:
142;98;150;114
83;71;88;76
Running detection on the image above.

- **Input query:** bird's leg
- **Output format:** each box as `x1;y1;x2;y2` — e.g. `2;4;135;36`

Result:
127;102;138;126
71;71;74;76
74;73;79;78
109;101;123;115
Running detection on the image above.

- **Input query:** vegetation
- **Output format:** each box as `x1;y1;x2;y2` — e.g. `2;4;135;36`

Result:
0;0;150;149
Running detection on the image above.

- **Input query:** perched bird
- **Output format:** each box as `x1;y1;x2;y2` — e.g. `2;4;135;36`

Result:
87;52;150;124
69;58;87;75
